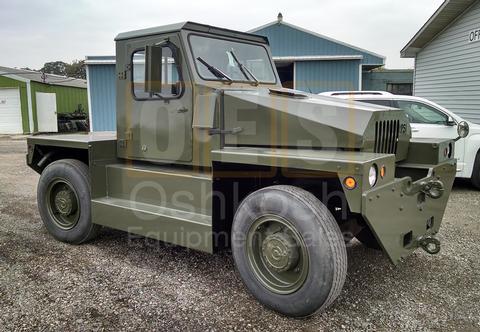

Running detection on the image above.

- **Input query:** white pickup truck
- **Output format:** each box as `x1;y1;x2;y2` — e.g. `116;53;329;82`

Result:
320;91;480;189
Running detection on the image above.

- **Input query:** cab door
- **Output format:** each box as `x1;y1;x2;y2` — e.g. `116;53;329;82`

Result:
120;34;193;162
394;100;465;172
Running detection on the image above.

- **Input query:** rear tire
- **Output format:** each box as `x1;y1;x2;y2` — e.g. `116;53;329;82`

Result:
231;185;347;317
37;159;100;244
471;151;480;190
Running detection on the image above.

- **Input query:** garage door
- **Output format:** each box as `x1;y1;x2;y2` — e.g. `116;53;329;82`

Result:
0;88;23;134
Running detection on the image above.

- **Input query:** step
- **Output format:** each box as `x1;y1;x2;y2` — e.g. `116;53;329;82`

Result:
105;163;213;216
92;196;213;253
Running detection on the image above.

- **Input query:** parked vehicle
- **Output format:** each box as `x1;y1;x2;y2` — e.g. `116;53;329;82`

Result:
26;22;463;317
57;107;89;133
321;91;479;189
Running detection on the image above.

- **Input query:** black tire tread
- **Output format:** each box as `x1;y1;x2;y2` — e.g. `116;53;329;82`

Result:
239;185;347;315
39;159;100;244
471;151;480;190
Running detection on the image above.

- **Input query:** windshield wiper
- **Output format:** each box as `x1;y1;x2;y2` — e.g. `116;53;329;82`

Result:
196;57;232;83
229;50;259;86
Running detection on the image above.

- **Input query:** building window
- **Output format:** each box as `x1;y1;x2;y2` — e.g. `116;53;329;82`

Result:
132;46;181;100
386;83;413;96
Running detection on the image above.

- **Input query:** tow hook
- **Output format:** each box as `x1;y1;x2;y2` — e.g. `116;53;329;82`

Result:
421;180;444;199
404;179;445;199
418;236;441;255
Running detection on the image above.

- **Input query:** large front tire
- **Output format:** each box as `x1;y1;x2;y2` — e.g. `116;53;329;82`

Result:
231;185;347;317
37;159;100;244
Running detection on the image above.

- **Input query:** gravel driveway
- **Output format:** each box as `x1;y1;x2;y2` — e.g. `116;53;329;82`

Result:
0;137;479;331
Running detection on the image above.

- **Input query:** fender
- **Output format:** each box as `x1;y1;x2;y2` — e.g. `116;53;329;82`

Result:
212;146;395;214
461;133;480;178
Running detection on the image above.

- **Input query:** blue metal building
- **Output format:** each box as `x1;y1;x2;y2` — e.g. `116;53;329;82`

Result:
86;16;385;131
248;14;385;93
85;56;116;131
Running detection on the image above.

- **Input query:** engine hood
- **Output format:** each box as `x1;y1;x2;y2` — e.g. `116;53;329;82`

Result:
222;88;411;157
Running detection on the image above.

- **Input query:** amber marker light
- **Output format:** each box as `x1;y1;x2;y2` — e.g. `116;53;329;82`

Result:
380;165;386;178
343;176;357;190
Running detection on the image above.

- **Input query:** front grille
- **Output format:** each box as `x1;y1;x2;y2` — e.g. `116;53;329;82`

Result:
374;120;400;154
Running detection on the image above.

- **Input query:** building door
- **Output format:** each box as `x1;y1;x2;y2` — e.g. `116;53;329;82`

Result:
276;62;294;89
0;88;23;134
36;92;58;132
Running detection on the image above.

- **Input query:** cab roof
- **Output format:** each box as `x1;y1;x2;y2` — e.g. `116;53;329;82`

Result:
115;21;269;44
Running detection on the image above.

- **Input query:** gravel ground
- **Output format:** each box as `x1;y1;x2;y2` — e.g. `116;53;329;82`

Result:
0;137;479;331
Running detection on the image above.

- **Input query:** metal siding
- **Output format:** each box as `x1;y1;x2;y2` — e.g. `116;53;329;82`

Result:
30;82;89;132
254;23;384;65
414;0;480;123
295;60;360;93
88;65;116;131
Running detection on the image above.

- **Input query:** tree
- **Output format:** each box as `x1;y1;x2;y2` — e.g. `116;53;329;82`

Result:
41;61;68;76
40;60;86;80
65;60;86;80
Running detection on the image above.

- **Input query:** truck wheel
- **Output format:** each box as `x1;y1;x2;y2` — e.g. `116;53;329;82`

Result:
37;159;100;244
471;151;480;190
231;185;347;317
355;227;381;250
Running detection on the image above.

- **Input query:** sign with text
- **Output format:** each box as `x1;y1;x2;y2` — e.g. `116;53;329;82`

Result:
468;29;480;43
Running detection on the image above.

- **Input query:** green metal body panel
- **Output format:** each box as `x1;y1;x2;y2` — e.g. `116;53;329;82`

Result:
26;22;458;265
212;146;396;214
26;132;116;149
222;90;410;160
91;164;212;252
115;33;194;163
404;138;454;165
362;159;456;264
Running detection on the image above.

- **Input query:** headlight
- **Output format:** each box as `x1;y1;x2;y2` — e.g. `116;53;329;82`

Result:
369;164;378;187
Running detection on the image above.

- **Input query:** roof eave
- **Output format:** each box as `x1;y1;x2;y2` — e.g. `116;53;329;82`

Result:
400;47;421;58
401;0;476;58
115;21;269;44
248;20;386;61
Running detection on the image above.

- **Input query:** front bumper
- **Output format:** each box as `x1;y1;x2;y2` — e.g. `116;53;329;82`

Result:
361;159;456;264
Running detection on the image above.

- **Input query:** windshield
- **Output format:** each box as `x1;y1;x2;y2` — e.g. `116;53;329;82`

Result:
189;35;277;83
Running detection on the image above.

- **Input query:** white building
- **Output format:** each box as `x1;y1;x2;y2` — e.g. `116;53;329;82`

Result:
401;0;480;124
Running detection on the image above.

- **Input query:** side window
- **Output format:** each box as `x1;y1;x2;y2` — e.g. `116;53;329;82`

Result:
132;46;181;99
386;83;413;96
355;99;392;107
396;101;448;125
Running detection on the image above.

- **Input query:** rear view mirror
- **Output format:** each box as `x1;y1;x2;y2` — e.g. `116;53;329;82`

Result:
446;116;456;126
145;44;163;94
455;121;469;141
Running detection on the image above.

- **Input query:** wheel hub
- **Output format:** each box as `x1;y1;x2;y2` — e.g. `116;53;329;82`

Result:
54;188;77;216
261;232;299;272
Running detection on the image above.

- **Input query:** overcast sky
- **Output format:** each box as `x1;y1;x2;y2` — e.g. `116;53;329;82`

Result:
0;0;444;70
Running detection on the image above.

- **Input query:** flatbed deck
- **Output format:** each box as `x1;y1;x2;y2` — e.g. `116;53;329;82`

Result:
28;132;116;149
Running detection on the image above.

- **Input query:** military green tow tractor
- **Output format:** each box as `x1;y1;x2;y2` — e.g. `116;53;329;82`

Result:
27;22;463;317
